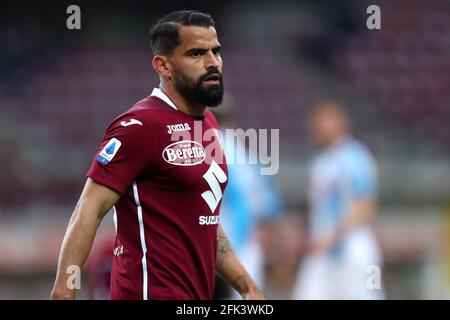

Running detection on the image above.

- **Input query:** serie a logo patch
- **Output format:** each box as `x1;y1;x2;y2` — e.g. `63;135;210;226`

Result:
96;138;122;165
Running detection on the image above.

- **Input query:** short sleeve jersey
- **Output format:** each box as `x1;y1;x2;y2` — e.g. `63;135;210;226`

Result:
87;88;228;300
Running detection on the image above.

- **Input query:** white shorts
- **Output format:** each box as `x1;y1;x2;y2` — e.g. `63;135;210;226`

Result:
293;230;385;300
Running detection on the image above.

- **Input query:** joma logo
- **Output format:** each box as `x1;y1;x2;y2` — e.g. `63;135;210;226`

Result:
167;123;191;134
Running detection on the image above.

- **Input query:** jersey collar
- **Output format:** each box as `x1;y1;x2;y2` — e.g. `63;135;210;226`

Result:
150;88;178;110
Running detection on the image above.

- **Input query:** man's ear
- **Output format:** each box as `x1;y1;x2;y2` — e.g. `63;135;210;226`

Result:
152;55;172;80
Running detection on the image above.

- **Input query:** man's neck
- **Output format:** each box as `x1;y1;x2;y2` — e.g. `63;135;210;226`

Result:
323;134;349;150
159;83;206;117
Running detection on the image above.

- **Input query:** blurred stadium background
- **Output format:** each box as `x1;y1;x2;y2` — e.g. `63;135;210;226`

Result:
0;0;449;299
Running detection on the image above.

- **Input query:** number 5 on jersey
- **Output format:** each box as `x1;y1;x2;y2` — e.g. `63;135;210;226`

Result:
201;160;227;212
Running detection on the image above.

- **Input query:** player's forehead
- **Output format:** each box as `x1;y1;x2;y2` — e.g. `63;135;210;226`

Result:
312;103;345;120
176;25;220;52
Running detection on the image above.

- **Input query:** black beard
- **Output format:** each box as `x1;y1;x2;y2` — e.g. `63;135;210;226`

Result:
173;69;224;107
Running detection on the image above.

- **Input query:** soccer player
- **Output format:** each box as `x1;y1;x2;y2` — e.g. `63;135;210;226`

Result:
293;101;384;299
50;10;264;300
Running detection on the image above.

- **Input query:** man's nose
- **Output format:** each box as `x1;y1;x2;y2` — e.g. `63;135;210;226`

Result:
205;51;220;69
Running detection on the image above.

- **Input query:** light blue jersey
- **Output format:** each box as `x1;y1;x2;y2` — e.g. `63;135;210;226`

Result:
309;137;378;259
220;132;282;255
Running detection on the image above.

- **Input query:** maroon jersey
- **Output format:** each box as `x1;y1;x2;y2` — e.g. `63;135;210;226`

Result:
87;88;228;300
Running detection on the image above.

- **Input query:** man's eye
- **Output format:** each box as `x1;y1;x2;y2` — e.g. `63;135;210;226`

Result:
190;51;201;57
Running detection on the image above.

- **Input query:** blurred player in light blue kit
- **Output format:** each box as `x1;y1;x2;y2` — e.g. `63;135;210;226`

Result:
214;98;283;298
293;101;384;299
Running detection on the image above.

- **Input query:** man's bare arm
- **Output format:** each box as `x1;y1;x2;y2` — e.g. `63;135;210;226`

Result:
215;225;265;300
307;197;376;254
50;178;120;299
336;197;376;239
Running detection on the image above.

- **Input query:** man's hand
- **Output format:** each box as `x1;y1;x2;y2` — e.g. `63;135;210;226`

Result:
242;287;266;300
306;198;376;256
50;287;75;300
306;231;339;255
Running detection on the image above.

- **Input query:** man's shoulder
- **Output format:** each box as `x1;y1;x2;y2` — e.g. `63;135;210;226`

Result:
340;139;377;172
112;96;172;126
345;139;374;160
132;95;173;111
129;95;173;118
99;96;170;138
